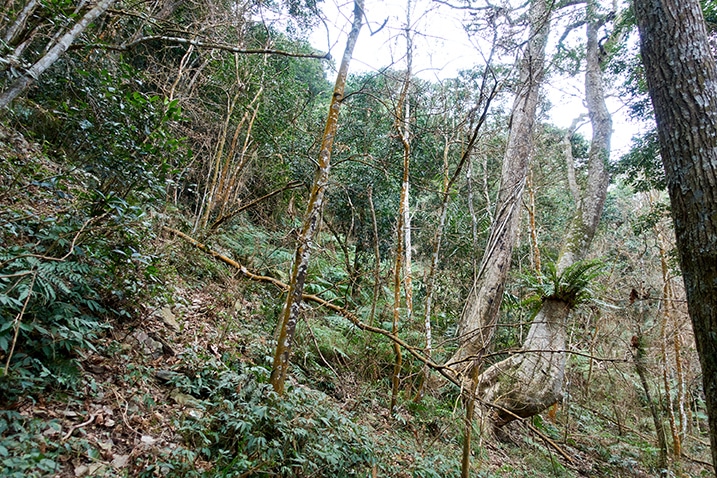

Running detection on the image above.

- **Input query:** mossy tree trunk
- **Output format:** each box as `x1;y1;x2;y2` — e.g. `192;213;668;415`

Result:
633;0;717;467
474;0;615;427
446;0;551;377
269;0;364;394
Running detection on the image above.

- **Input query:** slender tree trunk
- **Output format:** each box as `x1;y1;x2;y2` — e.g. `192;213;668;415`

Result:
633;0;717;467
199;91;240;230
390;224;404;412
368;186;381;329
632;328;669;470
269;0;364;394
399;1;414;324
447;0;551;376
673;308;689;440
421;135;452;390
390;0;414;411
0;0;115;109
473;0;614;426
657;226;682;457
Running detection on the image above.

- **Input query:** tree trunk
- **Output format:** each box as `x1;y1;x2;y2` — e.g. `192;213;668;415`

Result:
269;0;364;394
447;0;551;375
633;0;717;468
472;0;613;427
0;0;115;109
632;330;669;471
477;299;570;425
390;2;414;412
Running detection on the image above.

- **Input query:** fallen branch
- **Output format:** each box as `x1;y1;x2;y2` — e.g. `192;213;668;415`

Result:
209;181;303;232
165;226;577;465
526;421;576;465
445;347;628;368
681;452;714;469
62;413;96;440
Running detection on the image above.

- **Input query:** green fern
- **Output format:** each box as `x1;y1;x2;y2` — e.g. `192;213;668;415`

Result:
520;258;605;309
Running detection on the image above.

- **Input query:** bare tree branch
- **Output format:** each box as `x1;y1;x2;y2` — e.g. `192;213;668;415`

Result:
79;35;331;59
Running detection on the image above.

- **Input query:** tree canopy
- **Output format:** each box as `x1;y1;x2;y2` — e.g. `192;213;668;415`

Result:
1;0;716;475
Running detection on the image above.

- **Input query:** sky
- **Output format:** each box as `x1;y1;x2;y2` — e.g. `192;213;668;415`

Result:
308;0;641;157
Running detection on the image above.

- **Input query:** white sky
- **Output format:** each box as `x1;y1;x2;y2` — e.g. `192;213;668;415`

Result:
311;0;479;79
309;0;642;157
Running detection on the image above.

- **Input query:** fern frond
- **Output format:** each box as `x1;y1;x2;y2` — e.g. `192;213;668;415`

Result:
520;259;605;309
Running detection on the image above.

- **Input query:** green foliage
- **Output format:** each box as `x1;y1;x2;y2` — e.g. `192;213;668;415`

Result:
703;0;717;26
520;259;605;309
167;352;377;477
0;153;165;398
612;130;665;192
0;215;108;397
0;410;62;477
27;63;188;202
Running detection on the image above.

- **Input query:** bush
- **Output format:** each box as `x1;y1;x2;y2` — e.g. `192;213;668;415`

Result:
168;352;377;477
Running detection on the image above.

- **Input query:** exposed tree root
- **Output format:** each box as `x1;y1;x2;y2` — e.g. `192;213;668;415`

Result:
164;226;576;466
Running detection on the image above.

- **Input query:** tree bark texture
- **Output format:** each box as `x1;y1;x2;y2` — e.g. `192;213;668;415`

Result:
473;0;613;427
269;0;364;394
632;329;669;470
390;6;414;410
0;0;116;109
477;299;570;426
447;0;551;375
633;0;717;468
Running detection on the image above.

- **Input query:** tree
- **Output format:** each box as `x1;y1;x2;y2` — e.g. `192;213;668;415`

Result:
269;0;364;394
633;0;717;468
0;0;115;108
445;0;621;430
446;0;552;379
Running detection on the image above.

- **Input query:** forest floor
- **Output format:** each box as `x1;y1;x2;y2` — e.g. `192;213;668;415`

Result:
4;273;713;477
1;125;714;477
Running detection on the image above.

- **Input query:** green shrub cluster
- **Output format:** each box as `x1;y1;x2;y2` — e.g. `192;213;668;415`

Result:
165;352;377;477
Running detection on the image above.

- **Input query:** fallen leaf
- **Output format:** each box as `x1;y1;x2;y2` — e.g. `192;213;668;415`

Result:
112;454;130;468
74;465;89;477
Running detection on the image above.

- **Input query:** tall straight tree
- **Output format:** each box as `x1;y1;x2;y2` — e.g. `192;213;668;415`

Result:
633;0;717;467
446;0;551;377
269;0;364;394
390;0;414;413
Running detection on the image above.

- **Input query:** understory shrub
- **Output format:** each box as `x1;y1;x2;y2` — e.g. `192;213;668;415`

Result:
169;352;377;477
